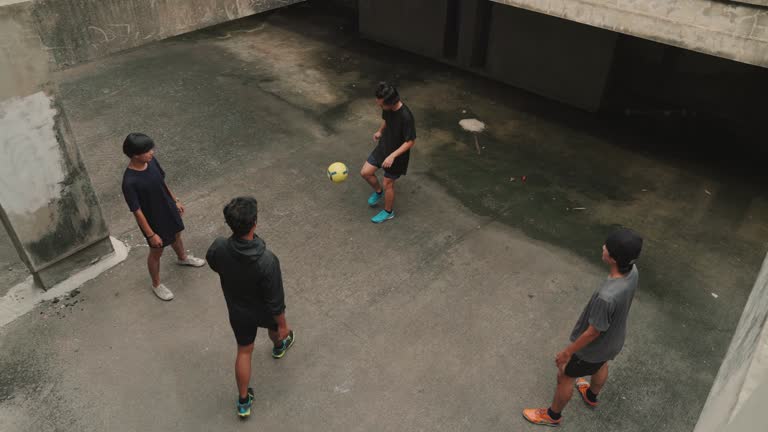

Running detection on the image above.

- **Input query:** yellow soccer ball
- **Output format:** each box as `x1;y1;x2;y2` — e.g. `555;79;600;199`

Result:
327;162;349;183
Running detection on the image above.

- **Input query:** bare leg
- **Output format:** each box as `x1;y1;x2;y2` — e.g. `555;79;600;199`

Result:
551;371;576;413
267;329;282;347
235;343;254;399
383;177;395;212
170;232;187;261
360;162;382;193
589;363;609;395
148;247;164;287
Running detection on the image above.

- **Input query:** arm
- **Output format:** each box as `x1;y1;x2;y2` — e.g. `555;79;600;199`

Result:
373;120;386;140
555;325;601;369
205;242;218;273
265;256;288;338
382;140;415;168
163;181;185;216
133;209;163;248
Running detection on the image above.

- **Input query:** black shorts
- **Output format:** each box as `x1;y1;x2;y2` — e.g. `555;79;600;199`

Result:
366;153;403;179
564;354;606;378
230;318;278;346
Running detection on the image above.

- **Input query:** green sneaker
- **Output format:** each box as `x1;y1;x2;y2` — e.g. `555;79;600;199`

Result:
272;330;295;359
371;209;395;224
367;190;384;207
237;387;254;419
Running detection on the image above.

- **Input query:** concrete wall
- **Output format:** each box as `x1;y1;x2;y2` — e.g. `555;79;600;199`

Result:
25;0;304;68
358;0;616;111
605;35;768;134
0;2;49;100
491;0;768;69
0;91;112;285
359;0;448;60
695;253;768;432
0;1;113;288
484;5;616;111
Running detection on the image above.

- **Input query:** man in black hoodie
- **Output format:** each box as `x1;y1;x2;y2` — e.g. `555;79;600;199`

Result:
206;196;295;419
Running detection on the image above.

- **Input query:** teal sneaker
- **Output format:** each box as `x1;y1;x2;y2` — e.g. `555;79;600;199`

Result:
371;209;395;224
367;190;384;207
236;387;254;418
272;330;295;359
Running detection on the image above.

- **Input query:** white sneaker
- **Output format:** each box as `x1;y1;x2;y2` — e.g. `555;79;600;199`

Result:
177;254;206;267
152;283;174;301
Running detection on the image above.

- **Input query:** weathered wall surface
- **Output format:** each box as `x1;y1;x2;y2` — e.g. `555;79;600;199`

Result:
359;0;448;60
0;90;112;288
28;0;304;67
358;0;616;111
491;0;768;69
0;2;50;100
695;253;768;432
485;6;616;111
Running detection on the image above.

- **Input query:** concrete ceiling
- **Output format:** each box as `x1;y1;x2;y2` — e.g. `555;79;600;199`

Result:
492;0;768;68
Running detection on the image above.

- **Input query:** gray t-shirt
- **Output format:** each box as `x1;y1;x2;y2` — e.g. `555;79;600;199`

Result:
570;266;639;363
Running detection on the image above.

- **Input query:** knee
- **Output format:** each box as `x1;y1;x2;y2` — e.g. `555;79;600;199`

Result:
237;344;255;355
383;179;395;190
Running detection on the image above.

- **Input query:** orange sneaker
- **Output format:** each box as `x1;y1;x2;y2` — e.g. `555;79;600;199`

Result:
576;378;598;408
522;408;562;427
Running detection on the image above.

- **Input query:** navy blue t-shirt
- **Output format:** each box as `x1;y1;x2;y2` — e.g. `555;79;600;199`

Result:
121;158;184;246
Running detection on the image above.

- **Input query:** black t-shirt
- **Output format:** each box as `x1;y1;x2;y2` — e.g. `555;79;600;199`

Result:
121;158;184;245
371;104;416;175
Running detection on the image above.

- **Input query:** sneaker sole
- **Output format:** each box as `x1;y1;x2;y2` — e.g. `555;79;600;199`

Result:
237;409;251;419
371;214;395;224
522;413;561;427
177;261;206;268
152;290;174;301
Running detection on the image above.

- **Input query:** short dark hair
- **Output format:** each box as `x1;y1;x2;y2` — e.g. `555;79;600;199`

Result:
223;197;258;237
122;133;155;157
605;228;643;274
375;82;400;105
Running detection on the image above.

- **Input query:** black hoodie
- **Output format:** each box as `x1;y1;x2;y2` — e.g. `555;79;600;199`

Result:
206;236;286;324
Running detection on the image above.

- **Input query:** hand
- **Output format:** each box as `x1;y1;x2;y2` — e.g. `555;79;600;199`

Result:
176;201;185;216
373;131;382;141
555;349;573;371
277;326;290;341
382;155;395;169
148;234;163;248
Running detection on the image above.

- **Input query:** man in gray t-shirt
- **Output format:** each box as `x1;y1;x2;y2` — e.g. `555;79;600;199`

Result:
523;229;643;427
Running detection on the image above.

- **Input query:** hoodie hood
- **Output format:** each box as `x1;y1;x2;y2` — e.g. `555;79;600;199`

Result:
226;235;266;263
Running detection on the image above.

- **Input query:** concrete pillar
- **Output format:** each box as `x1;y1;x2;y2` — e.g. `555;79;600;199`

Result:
0;2;113;289
694;252;768;431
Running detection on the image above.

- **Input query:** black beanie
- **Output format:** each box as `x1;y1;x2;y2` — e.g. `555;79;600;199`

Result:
605;229;643;272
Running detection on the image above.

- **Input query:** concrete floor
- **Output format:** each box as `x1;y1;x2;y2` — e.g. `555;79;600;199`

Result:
2;4;768;431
